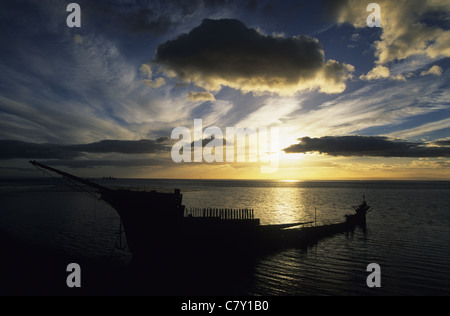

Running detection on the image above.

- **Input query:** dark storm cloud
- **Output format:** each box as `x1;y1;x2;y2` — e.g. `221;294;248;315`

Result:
153;18;354;95
0;139;171;160
284;136;450;158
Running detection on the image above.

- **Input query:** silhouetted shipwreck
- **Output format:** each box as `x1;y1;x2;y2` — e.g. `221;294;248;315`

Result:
30;161;370;263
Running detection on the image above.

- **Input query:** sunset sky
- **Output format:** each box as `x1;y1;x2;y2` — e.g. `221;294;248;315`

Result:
1;0;449;180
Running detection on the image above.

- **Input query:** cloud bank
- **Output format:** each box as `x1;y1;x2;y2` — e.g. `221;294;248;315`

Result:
284;136;450;158
329;0;450;64
327;0;450;82
0;139;171;160
153;19;354;96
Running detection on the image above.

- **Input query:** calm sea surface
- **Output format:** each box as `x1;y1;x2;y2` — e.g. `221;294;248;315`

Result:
0;178;449;296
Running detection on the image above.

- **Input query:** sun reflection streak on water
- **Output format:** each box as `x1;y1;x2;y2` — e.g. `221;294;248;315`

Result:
255;187;313;225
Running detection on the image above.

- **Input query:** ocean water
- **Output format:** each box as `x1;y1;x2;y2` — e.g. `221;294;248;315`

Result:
0;178;449;296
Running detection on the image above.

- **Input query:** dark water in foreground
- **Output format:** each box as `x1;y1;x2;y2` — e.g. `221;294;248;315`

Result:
0;179;449;296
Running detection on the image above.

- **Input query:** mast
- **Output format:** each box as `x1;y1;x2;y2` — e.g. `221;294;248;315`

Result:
30;160;111;193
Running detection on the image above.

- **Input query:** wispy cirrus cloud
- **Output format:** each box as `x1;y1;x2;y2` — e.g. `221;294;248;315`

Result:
388;118;450;139
282;68;450;140
0;4;196;145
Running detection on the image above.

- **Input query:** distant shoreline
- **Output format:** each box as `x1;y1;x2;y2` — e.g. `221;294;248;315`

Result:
1;177;450;182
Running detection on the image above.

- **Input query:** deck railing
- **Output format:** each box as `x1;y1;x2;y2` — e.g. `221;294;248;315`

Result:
184;208;255;220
